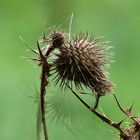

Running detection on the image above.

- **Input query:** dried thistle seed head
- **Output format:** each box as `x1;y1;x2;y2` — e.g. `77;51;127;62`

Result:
50;28;65;47
45;27;66;57
53;33;114;97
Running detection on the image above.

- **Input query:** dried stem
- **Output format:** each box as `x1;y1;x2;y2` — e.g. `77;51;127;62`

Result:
113;93;132;117
66;84;129;138
113;93;140;125
24;27;140;140
36;98;41;140
37;41;50;140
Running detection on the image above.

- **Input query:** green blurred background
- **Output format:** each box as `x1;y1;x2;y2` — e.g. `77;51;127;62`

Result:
0;0;140;140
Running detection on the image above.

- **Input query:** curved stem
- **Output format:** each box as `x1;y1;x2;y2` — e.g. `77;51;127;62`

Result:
113;93;139;125
66;84;128;138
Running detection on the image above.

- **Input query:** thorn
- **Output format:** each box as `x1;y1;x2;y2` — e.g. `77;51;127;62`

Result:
79;92;92;95
116;119;125;127
31;58;41;62
37;41;45;60
93;94;101;110
127;102;134;113
19;35;38;55
21;56;40;62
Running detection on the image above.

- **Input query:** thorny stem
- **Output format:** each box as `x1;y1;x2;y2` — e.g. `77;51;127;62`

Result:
19;36;49;139
66;84;128;138
113;93;140;125
113;93;132;117
37;41;50;140
40;65;49;140
36;98;41;140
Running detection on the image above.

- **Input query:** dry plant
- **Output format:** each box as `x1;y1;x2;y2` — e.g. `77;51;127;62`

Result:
21;20;140;140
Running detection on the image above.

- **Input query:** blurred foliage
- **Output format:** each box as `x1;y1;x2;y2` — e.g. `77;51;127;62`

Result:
0;0;140;140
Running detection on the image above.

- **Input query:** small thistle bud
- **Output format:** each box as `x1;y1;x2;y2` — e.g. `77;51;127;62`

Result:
53;33;114;109
50;28;65;47
45;28;65;57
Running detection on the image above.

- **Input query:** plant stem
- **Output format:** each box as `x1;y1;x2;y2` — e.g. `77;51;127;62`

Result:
36;98;41;140
66;84;128;138
40;66;48;140
37;41;49;140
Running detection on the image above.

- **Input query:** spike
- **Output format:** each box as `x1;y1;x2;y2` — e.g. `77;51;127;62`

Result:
19;35;38;55
79;92;92;95
116;119;125;127
37;41;46;60
127;102;134;114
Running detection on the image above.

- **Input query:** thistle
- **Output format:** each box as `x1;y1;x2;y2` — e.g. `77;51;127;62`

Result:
45;27;65;57
52;33;114;109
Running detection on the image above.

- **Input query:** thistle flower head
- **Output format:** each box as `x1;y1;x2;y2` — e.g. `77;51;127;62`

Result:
53;33;113;96
45;27;66;57
50;27;65;48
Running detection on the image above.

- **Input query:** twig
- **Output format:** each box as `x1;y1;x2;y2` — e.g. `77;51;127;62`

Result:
113;93;132;117
113;93;140;125
66;84;128;138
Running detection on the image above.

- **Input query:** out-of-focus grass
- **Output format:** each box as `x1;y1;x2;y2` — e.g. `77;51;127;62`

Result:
0;0;140;140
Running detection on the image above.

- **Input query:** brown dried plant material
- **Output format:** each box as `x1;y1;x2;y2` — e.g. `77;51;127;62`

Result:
53;33;114;109
23;26;139;140
44;27;65;57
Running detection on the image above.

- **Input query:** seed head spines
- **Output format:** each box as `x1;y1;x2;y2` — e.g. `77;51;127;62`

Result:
53;33;113;96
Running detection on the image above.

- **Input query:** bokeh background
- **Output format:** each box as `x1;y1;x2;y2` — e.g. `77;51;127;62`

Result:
0;0;140;140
